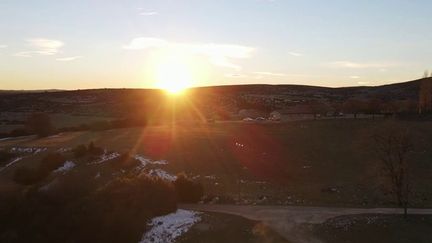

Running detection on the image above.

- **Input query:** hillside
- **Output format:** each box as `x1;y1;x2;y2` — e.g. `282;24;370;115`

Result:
0;78;425;116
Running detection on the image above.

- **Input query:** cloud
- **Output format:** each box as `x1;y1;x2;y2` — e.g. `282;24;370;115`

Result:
123;37;255;70
140;11;158;16
253;71;287;77
326;61;394;69
28;38;63;55
349;76;360;79
14;38;64;57
0;45;7;48
137;8;159;16
56;56;82;61
357;81;369;85
225;73;248;78
288;51;303;57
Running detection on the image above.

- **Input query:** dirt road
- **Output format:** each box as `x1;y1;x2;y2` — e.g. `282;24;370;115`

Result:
180;204;432;243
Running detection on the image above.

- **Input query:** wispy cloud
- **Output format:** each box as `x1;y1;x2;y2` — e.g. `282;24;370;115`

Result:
56;56;82;62
288;51;303;57
140;11;158;16
0;45;7;49
225;73;248;78
326;61;395;69
14;38;64;57
253;71;287;77
349;76;360;79
357;81;370;85
137;8;158;16
123;37;255;70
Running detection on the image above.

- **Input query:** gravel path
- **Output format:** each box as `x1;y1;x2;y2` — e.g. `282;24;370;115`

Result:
180;204;432;243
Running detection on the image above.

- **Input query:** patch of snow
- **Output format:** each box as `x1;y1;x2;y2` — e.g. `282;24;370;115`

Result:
94;172;101;179
140;209;201;243
152;160;168;165
47;133;62;138
204;175;216;180
34;148;48;154
0;157;23;172
89;152;120;165
39;178;59;192
147;169;177;181
10;147;47;154
134;154;152;167
0;135;33;141
57;147;72;153
53;161;76;174
134;154;169;167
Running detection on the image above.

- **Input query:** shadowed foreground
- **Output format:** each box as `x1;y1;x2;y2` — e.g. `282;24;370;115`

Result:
181;204;432;243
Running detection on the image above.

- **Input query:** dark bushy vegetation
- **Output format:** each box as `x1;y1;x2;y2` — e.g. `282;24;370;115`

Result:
0;174;177;243
72;142;104;158
25;113;54;137
13;153;65;185
173;174;204;203
109;152;141;170
0;128;32;139
59;117;148;133
0;151;16;164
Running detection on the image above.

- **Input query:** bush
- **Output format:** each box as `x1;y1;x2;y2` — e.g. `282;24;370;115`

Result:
109;152;140;170
26;113;54;137
3;174;177;243
0;151;16;164
173;174;204;203
72;144;88;158
72;142;104;158
13;153;65;185
39;153;65;172
13;167;46;185
87;142;103;156
0;129;32;139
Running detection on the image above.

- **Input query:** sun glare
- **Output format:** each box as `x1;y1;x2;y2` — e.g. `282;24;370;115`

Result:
156;56;194;94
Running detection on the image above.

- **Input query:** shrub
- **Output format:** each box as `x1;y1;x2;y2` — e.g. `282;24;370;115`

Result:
72;144;88;158
8;128;31;137
0;151;16;164
25;113;54;137
13;167;46;185
109;152;140;170
39;153;65;172
4;174;177;243
173;174;204;203
72;142;104;158
13;153;65;185
87;142;103;156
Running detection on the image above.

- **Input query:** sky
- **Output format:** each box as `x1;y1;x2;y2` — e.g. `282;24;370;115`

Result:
1;0;432;90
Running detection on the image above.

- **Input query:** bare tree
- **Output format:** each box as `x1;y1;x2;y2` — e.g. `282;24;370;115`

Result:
419;77;432;114
374;126;412;218
423;70;429;78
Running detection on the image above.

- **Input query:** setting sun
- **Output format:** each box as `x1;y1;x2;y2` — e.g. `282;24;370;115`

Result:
155;56;194;94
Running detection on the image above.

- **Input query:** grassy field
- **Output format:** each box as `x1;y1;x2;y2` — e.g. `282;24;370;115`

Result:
313;214;432;243
1;119;432;207
0;112;114;133
179;212;288;243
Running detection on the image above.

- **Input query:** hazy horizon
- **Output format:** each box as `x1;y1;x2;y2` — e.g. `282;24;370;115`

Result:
1;0;432;90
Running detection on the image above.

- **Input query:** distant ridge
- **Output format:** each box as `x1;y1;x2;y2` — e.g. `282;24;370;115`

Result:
1;77;429;97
